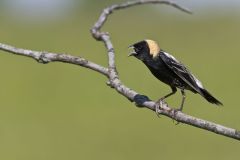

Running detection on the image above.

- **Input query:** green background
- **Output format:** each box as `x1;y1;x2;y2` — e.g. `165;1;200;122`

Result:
0;0;239;159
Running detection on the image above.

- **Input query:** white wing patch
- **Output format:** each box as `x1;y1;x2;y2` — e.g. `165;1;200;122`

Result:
163;52;179;62
163;51;204;89
192;75;204;89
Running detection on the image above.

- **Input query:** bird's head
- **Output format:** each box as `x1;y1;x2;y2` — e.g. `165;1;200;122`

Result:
128;39;160;61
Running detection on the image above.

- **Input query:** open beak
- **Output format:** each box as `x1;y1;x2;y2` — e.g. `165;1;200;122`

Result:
128;51;137;57
128;45;137;57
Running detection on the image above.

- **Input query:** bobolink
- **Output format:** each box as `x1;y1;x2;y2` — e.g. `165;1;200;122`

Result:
129;39;222;111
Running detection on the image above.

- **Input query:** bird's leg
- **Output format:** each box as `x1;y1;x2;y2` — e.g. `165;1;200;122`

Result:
178;89;186;111
171;89;186;125
155;87;177;116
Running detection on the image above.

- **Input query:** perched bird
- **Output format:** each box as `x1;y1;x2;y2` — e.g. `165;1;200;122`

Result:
128;39;222;111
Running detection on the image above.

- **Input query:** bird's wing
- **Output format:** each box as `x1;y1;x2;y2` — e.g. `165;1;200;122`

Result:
159;51;203;93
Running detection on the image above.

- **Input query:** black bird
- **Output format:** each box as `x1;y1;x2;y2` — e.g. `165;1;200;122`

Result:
128;39;222;111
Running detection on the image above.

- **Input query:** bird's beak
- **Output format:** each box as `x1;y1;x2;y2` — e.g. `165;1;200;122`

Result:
128;45;137;57
128;51;137;57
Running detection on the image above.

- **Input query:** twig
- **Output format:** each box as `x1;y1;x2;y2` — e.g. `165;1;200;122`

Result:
0;0;239;141
91;0;192;40
0;43;108;76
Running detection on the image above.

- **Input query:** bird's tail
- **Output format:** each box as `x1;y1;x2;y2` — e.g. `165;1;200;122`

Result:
200;88;223;106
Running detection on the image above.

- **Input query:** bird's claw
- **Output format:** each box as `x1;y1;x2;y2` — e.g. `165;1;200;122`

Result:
175;108;182;112
155;99;164;117
171;108;182;125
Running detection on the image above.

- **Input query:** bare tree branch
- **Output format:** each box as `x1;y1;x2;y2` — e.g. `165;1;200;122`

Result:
90;0;240;141
91;0;192;40
0;0;239;141
0;43;108;76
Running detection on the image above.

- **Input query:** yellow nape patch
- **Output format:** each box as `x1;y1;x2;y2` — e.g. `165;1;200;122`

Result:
145;39;160;58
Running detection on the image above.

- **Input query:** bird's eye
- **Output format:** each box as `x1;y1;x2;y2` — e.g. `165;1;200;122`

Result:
135;46;142;52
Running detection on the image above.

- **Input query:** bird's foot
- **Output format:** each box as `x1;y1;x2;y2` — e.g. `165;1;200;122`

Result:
172;108;182;125
155;98;165;117
173;120;180;125
175;108;183;112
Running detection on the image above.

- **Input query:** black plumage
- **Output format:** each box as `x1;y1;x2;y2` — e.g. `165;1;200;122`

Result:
129;39;222;111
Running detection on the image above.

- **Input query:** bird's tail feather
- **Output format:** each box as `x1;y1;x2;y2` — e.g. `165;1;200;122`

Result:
200;88;223;106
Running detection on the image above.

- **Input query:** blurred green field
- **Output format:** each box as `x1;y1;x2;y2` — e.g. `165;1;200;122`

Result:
0;1;239;160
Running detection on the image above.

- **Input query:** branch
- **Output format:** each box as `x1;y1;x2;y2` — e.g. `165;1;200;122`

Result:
91;0;192;40
0;43;108;76
90;0;240;141
0;0;239;141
